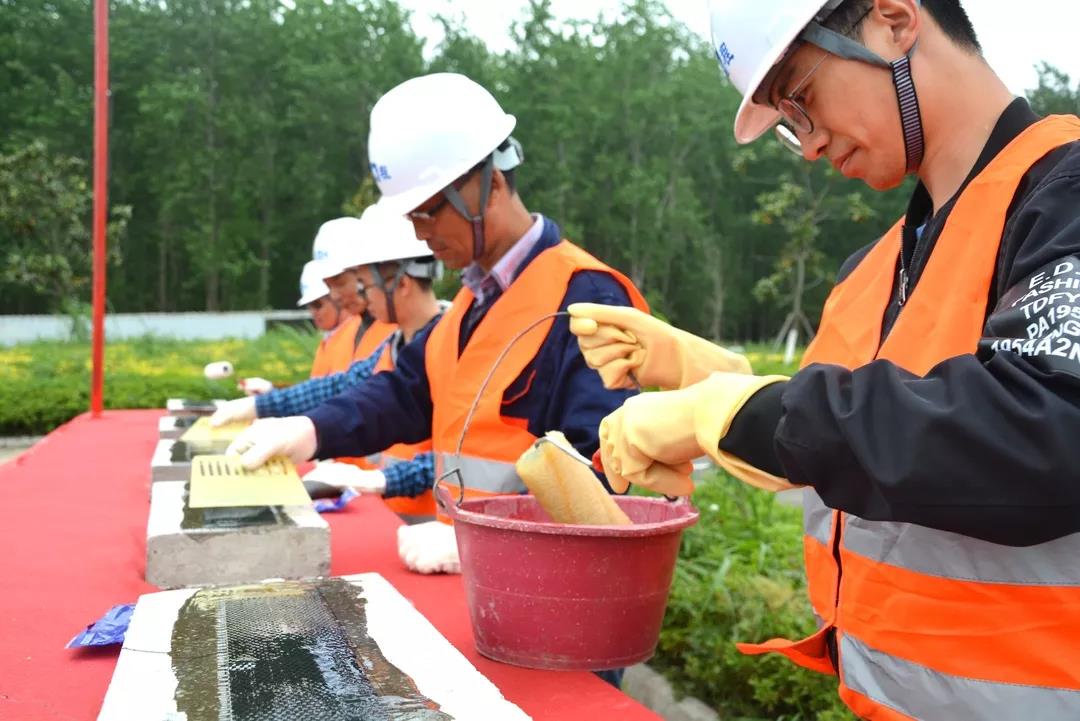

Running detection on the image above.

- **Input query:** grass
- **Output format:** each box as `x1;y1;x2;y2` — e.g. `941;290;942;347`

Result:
0;327;320;435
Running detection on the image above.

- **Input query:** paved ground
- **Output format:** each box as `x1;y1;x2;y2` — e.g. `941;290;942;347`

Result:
0;440;38;466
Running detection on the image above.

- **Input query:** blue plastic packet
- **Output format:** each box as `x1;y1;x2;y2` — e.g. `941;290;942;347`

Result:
67;603;135;648
314;486;359;513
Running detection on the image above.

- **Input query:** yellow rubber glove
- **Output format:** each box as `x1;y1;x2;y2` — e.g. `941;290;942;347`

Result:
567;303;751;391
599;372;798;495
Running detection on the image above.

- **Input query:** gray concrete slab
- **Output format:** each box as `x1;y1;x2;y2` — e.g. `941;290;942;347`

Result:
146;480;330;589
0;437;40;466
623;664;720;721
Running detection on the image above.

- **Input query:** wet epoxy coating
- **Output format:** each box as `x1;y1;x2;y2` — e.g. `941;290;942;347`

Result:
171;578;453;720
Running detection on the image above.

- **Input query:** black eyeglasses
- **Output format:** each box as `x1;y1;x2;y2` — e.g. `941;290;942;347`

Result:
405;164;484;223
406;194;451;223
773;51;830;155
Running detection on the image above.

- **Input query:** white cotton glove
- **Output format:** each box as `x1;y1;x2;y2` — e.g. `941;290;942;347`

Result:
225;416;318;469
397;521;461;575
302;461;386;494
210;396;257;427
238;377;274;396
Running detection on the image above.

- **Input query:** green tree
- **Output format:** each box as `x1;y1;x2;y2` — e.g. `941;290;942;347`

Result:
1028;62;1080;117
0;141;130;320
752;166;876;346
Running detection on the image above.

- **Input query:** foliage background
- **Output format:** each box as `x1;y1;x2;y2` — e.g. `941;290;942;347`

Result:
4;1;1077;340
0;329;318;435
0;1;854;337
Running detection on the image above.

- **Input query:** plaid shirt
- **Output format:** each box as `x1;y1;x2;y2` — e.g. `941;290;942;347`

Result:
257;318;443;500
382;450;435;499
255;337;392;418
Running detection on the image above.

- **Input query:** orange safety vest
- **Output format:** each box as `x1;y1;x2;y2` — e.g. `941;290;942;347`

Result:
426;240;649;523
353;318;397;362
321;317;399;472
738;116;1080;720
311;314;362;377
330;317;398;470
366;335;437;524
310;315;358;378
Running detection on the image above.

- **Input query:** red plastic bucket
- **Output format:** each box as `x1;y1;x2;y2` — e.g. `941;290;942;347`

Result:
442;491;698;670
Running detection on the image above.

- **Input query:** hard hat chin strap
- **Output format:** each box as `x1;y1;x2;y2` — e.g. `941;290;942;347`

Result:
442;155;495;262
889;53;923;173
368;263;408;325
801;21;925;173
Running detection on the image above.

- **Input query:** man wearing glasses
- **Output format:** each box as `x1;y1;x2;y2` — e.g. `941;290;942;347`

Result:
570;0;1080;717
211;216;396;424
227;73;650;578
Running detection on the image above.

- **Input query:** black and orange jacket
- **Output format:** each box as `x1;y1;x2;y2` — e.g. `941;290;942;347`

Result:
724;99;1080;549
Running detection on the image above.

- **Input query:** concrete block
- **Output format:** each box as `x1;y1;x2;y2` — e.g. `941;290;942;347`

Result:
146;480;329;589
150;438;233;483
165;398;225;417
623;664;720;721
157;415;197;440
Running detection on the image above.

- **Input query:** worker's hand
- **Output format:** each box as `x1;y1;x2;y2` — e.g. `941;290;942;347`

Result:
238;377;274;396
567;303;751;391
600;372;796;495
226;416;317;469
210;397;257;427
397;521;460;575
302;461;386;495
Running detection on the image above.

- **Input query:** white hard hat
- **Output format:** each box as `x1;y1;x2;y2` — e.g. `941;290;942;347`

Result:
312;217;364;278
367;73;518;216
341;202;435;270
297;260;331;306
709;0;843;144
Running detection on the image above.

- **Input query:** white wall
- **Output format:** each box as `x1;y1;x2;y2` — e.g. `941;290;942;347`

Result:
0;310;310;346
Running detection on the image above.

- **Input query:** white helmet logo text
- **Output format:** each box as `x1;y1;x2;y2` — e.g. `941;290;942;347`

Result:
716;42;736;77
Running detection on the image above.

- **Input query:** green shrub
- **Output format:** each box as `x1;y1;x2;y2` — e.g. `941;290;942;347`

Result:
0;328;320;435
655;474;853;720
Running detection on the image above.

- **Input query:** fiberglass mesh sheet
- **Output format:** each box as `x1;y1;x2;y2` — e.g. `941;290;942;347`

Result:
97;573;531;721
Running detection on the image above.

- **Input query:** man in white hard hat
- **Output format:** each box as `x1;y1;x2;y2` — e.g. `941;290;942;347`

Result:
223;204;447;522
227;73;650;580
569;0;1080;717
315;217;398;366
212;215;398;423
237;260;348;395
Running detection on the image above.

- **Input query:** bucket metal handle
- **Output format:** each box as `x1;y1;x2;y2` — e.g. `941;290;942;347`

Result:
432;309;679;514
435;311;572;512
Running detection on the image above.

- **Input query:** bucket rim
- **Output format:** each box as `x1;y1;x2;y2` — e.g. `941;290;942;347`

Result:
449;495;700;538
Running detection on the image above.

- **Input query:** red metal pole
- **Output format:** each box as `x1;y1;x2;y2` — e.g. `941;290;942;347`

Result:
90;0;109;417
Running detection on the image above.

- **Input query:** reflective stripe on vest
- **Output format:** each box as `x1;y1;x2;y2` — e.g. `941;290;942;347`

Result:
435;452;526;495
368;337;436;523
738;116;1080;716
425;240;649;523
838;633;1080;721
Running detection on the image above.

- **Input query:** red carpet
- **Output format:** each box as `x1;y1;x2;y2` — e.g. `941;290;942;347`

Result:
0;410;660;720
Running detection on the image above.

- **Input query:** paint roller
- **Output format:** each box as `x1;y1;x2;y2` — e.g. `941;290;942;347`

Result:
203;361;234;380
203;361;275;395
515;431;632;526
